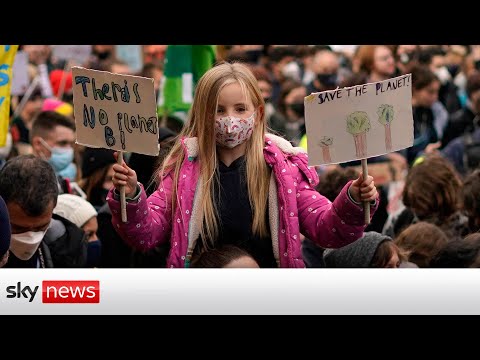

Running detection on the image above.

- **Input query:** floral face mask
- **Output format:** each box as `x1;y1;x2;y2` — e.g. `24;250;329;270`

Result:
215;112;255;148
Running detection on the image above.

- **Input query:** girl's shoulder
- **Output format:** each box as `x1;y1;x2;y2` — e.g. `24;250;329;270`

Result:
264;133;308;159
264;134;318;186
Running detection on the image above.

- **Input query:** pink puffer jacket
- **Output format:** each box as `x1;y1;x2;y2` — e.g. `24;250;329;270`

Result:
107;134;379;267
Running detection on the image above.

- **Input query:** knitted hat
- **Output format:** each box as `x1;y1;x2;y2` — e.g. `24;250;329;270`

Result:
49;69;73;97
82;147;116;179
323;232;393;268
0;196;11;257
53;194;98;228
42;98;73;117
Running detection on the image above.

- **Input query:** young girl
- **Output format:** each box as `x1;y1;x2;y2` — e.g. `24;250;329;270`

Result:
323;231;407;268
190;245;259;268
108;62;379;268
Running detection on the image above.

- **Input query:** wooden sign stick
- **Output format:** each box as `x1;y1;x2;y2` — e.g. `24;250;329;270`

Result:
118;151;127;223
362;158;370;225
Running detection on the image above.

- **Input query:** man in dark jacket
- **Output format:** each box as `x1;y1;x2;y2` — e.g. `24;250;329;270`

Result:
0;155;87;267
441;72;480;148
97;202;169;268
442;127;480;175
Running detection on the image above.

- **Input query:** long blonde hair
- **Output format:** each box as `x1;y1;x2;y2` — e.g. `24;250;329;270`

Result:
157;62;270;249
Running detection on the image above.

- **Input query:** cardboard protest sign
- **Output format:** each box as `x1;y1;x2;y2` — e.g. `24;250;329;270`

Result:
72;67;159;156
11;51;29;96
304;74;414;165
0;45;19;147
115;45;143;73
53;45;92;66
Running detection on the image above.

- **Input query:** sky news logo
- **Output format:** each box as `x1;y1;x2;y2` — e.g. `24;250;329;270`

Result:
5;281;100;303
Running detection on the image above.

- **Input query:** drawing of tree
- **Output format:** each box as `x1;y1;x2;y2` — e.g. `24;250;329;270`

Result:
377;104;394;152
346;111;371;158
318;136;333;163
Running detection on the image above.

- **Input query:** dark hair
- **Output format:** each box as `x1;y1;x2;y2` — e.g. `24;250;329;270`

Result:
249;65;272;85
190;245;258;268
370;240;405;267
339;72;369;88
312;45;333;54
17;86;42;104
0;155;59;216
295;45;316;58
403;154;462;221
411;65;439;91
138;63;163;77
278;79;304;115
95;58;129;72
466;71;480;98
417;47;446;66
462;169;480;231
268;46;297;63
80;166;110;204
430;233;480;268
394;222;449;267
30;111;75;141
316;167;359;202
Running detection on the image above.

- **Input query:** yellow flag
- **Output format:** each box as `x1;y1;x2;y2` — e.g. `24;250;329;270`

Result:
0;45;19;147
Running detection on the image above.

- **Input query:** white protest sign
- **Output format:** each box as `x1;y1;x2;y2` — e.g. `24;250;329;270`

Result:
115;45;143;73
304;74;413;165
72;67;159;156
11;51;29;96
53;45;92;65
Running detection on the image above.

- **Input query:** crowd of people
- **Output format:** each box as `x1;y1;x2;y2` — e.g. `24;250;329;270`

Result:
1;44;480;268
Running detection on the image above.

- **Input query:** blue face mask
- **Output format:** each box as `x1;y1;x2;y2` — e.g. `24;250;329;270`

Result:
58;162;77;181
49;147;74;172
40;138;74;172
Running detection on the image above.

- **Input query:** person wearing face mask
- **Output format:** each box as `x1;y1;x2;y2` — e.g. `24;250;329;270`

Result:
394;45;419;76
107;62;380;268
30;111;77;193
441;72;480;148
53;194;101;267
79;147;117;210
0;156;87;268
94;127;174;268
418;47;462;115
266;46;297;107
88;127;176;268
407;65;448;164
306;49;340;94
281;81;307;146
249;65;275;127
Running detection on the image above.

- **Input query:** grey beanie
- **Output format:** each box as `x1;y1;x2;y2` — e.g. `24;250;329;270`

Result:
323;232;392;268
